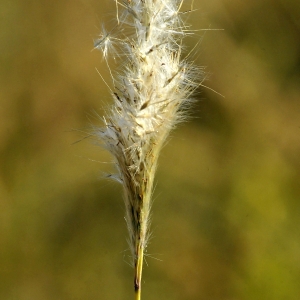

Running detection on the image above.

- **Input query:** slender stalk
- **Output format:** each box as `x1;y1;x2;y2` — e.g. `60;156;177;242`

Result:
94;0;200;298
135;246;144;300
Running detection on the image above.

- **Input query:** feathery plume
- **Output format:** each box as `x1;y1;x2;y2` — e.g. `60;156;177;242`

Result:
95;1;201;299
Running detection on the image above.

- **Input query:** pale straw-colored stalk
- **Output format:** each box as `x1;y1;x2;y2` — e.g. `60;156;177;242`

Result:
94;0;200;299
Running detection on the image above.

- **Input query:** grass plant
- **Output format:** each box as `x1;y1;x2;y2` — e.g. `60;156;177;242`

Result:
94;1;201;299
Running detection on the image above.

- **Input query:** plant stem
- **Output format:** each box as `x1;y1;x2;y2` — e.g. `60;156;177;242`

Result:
134;246;144;300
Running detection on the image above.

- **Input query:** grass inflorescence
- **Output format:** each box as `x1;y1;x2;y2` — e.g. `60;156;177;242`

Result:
94;1;202;299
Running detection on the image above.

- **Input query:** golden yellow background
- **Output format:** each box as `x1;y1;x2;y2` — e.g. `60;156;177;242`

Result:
1;0;299;299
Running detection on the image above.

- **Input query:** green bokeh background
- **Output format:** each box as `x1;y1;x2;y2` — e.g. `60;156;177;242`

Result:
1;0;300;299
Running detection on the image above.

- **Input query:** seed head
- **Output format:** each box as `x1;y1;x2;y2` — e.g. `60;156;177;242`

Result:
95;0;201;270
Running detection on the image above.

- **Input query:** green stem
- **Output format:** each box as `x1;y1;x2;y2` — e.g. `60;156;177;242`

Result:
134;246;144;300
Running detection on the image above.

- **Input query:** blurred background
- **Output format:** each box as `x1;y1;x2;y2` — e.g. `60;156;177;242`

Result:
1;0;300;299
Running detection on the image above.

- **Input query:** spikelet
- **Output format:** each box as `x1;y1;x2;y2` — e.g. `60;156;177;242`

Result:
95;0;200;298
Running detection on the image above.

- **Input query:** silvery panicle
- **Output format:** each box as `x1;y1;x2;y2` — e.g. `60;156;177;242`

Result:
94;1;202;299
